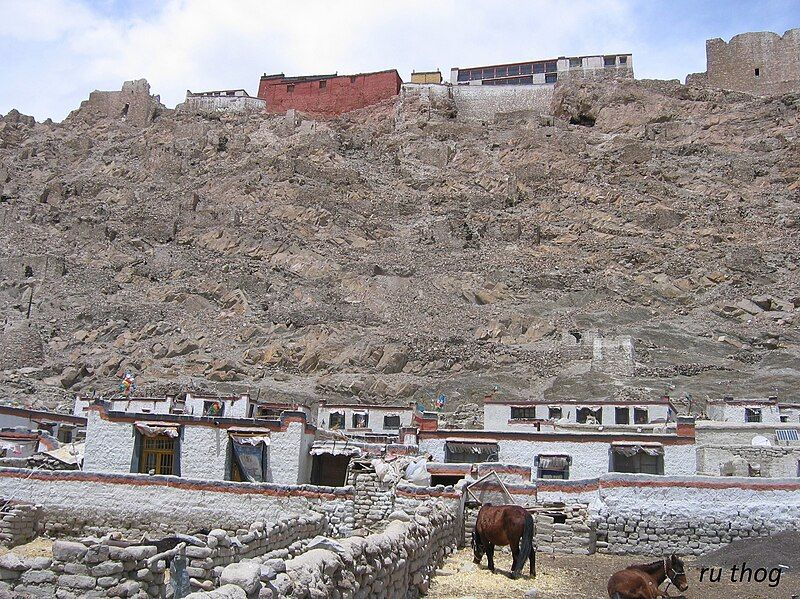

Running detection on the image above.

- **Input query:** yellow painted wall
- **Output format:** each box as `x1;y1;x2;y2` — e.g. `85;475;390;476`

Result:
411;71;442;84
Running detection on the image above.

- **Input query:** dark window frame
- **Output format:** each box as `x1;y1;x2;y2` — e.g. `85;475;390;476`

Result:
745;408;762;423
615;407;630;425
329;412;345;430
511;407;537;420
383;414;401;429
634;407;649;425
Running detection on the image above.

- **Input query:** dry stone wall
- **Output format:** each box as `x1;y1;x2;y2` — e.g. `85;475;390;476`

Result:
0;501;40;547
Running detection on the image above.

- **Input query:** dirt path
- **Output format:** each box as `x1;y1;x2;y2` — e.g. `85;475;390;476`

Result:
428;548;798;599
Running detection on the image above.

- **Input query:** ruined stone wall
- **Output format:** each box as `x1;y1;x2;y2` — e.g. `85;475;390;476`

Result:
451;85;554;122
179;96;266;115
350;471;396;531
705;28;800;95
697;444;800;478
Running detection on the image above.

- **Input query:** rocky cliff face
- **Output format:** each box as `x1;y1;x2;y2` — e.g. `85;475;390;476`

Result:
1;78;798;415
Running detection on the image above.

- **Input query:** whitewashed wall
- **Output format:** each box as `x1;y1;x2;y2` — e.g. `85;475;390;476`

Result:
419;437;696;479
318;406;412;434
184;394;249;418
83;411;135;473
484;403;671;430
707;402;781;423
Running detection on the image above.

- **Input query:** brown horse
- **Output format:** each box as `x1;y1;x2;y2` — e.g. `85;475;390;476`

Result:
607;554;689;599
471;504;536;579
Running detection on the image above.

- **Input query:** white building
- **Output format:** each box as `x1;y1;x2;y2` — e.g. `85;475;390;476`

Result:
317;400;415;436
82;402;314;485
180;89;266;114
706;397;782;424
695;421;800;477
483;397;675;433
450;53;633;87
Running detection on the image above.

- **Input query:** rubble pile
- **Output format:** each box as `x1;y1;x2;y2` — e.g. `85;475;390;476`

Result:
0;78;798;413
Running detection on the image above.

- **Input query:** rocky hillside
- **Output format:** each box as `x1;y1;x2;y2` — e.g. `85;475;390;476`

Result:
1;78;798;416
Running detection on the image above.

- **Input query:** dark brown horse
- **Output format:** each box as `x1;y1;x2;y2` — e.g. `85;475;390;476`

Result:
471;504;536;579
607;554;689;599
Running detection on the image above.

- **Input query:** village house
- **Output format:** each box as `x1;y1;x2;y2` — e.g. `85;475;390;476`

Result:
0;405;85;445
81;401;315;484
409;70;443;84
317;400;415;436
180;89;266;114
450;53;633;86
257;69;403;116
706;396;782;424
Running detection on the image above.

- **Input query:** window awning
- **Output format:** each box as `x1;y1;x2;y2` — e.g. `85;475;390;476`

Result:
310;441;362;456
230;433;270;446
135;422;179;438
446;441;499;455
611;443;664;457
538;455;570;470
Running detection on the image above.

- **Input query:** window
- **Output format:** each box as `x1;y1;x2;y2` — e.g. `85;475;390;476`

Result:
532;63;545;74
286;84;294;93
610;445;664;475
745;408;762;423
604;56;617;67
203;401;223;417
495;66;508;78
548;406;563;420
511;407;537;420
329;412;345;430
545;73;557;84
57;427;73;443
508;65;520;76
445;441;499;463
319;80;327;89
252;405;281;419
577;407;602;424
520;64;532;75
634;408;649;425
619;56;628;65
139;435;176;475
352;412;369;428
754;68;760;77
615;407;630;425
457;70;469;82
569;57;582;68
535;454;570;479
545;61;557;73
383;414;401;429
482;68;494;79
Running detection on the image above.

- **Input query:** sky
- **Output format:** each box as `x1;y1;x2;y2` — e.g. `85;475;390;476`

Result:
1;0;799;121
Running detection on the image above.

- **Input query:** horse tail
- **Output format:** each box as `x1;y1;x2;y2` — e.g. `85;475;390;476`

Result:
610;594;623;599
515;512;535;573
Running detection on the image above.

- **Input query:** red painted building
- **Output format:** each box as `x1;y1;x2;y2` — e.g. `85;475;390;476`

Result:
257;69;403;116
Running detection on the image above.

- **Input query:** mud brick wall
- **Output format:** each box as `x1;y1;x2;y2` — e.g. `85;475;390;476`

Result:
533;504;596;555
351;471;396;531
0;501;41;547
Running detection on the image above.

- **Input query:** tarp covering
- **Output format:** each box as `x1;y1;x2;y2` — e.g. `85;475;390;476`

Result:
231;436;268;482
43;442;85;466
135;422;179;438
538;455;569;470
611;443;664;457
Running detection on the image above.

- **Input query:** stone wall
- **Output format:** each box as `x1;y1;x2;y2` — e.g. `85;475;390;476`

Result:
180;96;266;115
0;537;169;598
697;444;800;478
533;504;595;555
0;501;41;547
0;468;354;538
705;28;800;95
349;471;396;531
267;502;459;598
591;474;800;555
451;85;554;122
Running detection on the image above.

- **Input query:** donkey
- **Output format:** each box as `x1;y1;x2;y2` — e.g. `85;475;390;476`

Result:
471;504;536;579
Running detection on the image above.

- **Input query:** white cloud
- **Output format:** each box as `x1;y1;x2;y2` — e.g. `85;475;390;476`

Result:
0;0;663;121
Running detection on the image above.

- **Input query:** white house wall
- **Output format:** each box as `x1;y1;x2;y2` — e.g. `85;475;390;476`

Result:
319;406;411;434
707;403;781;423
418;437;696;480
484;403;671;429
83;411;135;474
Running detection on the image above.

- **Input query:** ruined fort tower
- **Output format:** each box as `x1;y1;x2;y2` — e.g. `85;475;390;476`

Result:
688;28;800;95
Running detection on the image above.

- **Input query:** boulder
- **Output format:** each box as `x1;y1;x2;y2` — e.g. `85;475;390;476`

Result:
219;561;261;597
186;585;247;599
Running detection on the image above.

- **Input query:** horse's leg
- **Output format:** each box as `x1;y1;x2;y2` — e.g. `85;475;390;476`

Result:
530;545;536;577
486;543;495;573
509;538;521;578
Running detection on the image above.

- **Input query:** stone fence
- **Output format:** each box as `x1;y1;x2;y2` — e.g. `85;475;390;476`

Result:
220;501;460;599
0;500;41;547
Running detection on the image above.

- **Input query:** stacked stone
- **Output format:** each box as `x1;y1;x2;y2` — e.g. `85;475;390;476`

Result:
0;501;41;547
534;505;595;555
594;510;783;556
352;473;395;531
314;498;356;537
187;513;327;592
0;538;166;598
265;501;458;599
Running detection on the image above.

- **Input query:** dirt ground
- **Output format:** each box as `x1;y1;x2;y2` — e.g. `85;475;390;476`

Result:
428;548;799;599
0;537;52;558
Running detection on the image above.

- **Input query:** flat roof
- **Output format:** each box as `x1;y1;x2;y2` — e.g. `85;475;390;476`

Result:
260;69;400;83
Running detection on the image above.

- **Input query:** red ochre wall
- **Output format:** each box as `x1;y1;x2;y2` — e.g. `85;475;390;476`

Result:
258;70;402;116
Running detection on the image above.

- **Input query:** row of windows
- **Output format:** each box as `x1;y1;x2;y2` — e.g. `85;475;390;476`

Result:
510;406;650;424
481;74;558;86
456;55;628;82
328;413;401;430
286;76;358;93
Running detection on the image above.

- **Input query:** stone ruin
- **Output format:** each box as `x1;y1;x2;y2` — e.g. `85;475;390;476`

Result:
67;79;165;127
